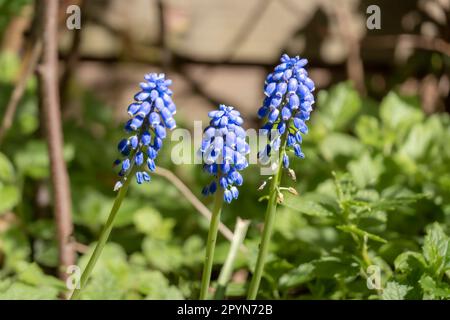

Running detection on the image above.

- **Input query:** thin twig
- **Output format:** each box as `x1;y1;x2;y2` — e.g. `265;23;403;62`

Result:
154;166;247;252
37;0;75;280
0;40;42;146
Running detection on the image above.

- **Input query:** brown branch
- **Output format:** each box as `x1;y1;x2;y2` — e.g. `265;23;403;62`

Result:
154;166;248;253
0;40;42;146
37;0;75;280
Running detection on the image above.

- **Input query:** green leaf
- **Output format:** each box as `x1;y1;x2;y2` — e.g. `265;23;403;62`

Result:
348;152;384;188
313;255;360;279
419;275;450;299
0;152;15;183
264;259;294;286
382;281;411;300
0;153;19;214
130;270;183;299
380;93;423;130
15;262;64;289
0;226;30;269
355;115;383;148
422;223;450;277
0;282;59;300
279;263;315;289
142;238;183;272
281;193;334;217
133;207;175;240
337;224;387;243
315;82;361;131
0;184;20;214
394;251;427;274
399;122;434;160
14;140;74;179
319;133;364;161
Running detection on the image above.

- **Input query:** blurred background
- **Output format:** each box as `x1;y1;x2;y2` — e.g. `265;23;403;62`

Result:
0;0;449;299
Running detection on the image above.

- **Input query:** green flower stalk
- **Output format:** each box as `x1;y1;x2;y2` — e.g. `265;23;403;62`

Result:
199;105;249;299
70;73;176;299
247;54;315;299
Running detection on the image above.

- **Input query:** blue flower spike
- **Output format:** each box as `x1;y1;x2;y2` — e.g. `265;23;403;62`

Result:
257;54;315;169
200;104;250;203
114;73;176;189
248;54;315;300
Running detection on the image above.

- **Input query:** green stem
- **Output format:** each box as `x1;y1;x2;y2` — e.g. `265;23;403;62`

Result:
214;218;250;300
247;141;285;300
199;186;224;299
69;172;133;300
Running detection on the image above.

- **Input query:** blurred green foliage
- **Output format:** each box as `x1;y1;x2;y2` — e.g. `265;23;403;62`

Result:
0;52;450;300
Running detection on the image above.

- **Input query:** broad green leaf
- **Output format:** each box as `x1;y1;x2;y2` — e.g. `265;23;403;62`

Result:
264;259;294;285
79;243;129;279
17;97;39;135
319;133;364;161
279;263;315;289
0;152;15;182
399;122;433;160
422;223;450;277
0;51;21;81
81;271;124;300
380;93;423;130
142;238;183;272
394;251;427;274
182;235;204;267
0;184;20;214
313;255;360;279
130;270;183;300
14;140;74;179
315;82;361;131
133;207;175;240
15;262;64;289
0;282;59;300
0;226;30;269
355;115;383;148
382;281;411;300
419;275;450;299
281;193;333;217
348;152;384;188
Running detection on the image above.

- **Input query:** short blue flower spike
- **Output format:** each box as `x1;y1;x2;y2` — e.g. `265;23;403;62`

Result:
200;105;249;203
257;54;315;167
114;73;176;190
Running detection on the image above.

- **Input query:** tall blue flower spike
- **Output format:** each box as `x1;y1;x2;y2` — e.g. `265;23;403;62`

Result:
113;73;176;190
257;54;315;167
200;105;250;203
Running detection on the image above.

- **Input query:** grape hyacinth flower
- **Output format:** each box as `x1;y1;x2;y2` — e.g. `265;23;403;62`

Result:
200;105;250;203
70;73;176;300
248;54;315;299
257;53;315;167
199;104;249;299
114;73;176;191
